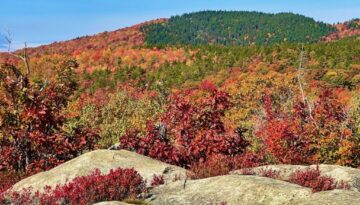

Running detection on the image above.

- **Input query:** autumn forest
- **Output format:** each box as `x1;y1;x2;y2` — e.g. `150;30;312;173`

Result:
1;10;360;204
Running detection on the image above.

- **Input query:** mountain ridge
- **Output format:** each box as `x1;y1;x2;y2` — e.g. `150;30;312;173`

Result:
2;11;359;57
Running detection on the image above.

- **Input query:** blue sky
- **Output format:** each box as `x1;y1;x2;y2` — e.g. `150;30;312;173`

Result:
0;0;359;50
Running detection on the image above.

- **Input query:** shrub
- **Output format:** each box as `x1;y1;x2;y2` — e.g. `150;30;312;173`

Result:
79;90;162;148
0;62;99;174
2;168;146;205
188;154;234;179
258;89;360;167
258;168;280;179
151;175;165;187
0;172;24;202
288;166;336;192
120;82;249;168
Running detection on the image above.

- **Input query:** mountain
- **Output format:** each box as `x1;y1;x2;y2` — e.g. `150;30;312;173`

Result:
21;18;167;56
323;19;360;42
142;11;336;46
6;11;360;57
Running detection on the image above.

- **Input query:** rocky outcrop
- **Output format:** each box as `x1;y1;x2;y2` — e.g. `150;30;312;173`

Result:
147;175;360;205
231;164;360;191
9;150;360;205
93;202;132;205
294;189;360;205
10;150;186;193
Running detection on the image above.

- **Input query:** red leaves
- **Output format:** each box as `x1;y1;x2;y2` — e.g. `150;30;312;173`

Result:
0;172;24;202
151;174;165;187
258;168;280;179
2;168;145;205
258;117;311;164
0;62;99;174
120;82;249;168
258;88;359;166
289;166;336;193
188;154;235;179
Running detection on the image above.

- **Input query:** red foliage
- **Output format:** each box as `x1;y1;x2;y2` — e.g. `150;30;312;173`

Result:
188;151;266;179
120;125;182;166
120;83;249;168
151;174;165;187
258;117;311;164
233;150;266;169
289;166;336;192
258;88;359;166
0;172;24;202
258;168;280;179
188;154;234;179
0;62;99;174
2;168;146;205
323;22;360;42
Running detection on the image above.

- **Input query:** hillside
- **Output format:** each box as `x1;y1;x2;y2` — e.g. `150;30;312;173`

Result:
22;18;167;56
142;11;335;46
2;11;359;59
324;19;360;41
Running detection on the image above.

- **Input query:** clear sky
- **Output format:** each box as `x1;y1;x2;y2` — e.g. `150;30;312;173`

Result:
0;0;359;50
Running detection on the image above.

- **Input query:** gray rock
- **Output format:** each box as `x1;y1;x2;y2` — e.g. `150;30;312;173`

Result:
294;189;360;205
231;164;360;191
93;202;131;205
148;175;360;205
10;150;186;193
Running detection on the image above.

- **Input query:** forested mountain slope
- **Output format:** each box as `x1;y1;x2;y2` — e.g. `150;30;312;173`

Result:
142;11;336;46
324;19;360;41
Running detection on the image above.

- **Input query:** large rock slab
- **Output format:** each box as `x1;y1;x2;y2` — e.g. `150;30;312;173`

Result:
93;202;131;205
147;175;360;205
294;189;360;205
231;164;360;191
11;150;186;193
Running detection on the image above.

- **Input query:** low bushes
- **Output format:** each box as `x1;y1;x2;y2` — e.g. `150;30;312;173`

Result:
188;154;235;179
258;168;280;179
151;175;165;187
1;168;146;205
288;166;350;192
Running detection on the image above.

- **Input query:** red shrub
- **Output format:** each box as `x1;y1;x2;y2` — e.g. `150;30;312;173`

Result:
288;166;336;192
120;83;249;168
3;168;146;205
258;168;280;179
0;171;28;202
232;151;266;169
188;154;234;179
257;89;359;166
151;174;165;187
120;125;182;166
337;181;351;190
257;96;312;164
0;62;99;174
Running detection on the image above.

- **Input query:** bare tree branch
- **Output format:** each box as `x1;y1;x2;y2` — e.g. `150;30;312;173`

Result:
4;28;12;52
4;29;31;77
297;45;317;127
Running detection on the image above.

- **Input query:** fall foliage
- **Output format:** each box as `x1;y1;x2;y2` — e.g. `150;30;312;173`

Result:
1;10;360;203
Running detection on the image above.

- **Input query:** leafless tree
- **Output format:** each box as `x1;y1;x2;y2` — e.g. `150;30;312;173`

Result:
3;28;31;77
297;45;317;127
